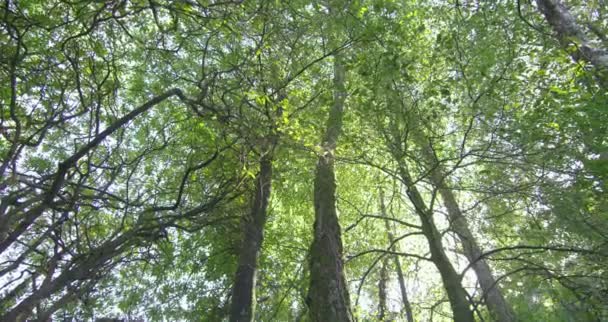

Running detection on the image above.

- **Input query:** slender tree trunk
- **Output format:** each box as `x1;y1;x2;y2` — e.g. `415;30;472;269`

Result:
379;188;414;322
442;185;516;322
535;0;608;75
307;55;353;322
382;87;473;320
394;160;474;322
378;256;389;321
393;250;414;322
414;132;517;322
229;155;273;322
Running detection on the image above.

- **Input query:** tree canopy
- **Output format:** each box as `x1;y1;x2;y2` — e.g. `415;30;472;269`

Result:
1;0;607;321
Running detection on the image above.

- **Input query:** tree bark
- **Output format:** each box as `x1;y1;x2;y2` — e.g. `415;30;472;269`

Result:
414;133;517;322
535;0;608;75
378;257;389;321
306;55;353;322
229;155;273;322
379;188;414;322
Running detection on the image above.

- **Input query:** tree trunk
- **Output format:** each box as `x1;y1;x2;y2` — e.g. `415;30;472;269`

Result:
535;0;608;75
393;251;414;322
413;133;517;322
307;55;353;322
379;188;414;322
229;155;273;322
378;257;388;321
395;162;474;322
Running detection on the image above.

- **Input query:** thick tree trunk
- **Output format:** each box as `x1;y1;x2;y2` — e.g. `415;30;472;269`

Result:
307;55;353;322
229;156;273;322
379;189;414;322
413;134;517;322
396;163;474;322
535;0;608;74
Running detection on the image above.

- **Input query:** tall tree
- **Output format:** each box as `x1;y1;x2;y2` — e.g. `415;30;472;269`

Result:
306;53;353;322
412;129;517;322
387;145;475;322
379;187;415;322
229;148;274;322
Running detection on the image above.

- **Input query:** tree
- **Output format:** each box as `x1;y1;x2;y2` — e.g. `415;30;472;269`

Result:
306;39;353;322
2;0;607;321
379;187;414;322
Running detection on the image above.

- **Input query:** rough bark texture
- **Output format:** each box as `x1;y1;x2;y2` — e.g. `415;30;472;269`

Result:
396;163;474;322
414;134;517;322
229;156;273;322
379;189;414;322
307;56;353;322
535;0;608;73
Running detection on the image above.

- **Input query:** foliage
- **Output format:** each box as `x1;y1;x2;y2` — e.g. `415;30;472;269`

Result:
1;0;606;321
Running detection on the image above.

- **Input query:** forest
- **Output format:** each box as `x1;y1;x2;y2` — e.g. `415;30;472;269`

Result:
0;0;607;321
